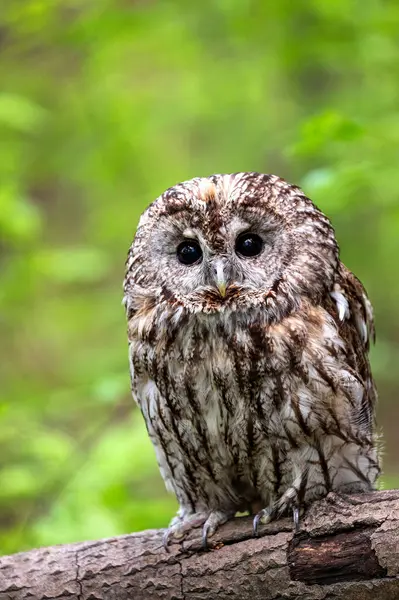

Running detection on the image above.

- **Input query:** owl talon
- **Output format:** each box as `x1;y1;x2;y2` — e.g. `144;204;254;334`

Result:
163;511;210;551
201;509;235;549
162;529;174;552
292;506;300;533
202;524;211;550
162;525;188;551
253;508;272;536
163;524;189;551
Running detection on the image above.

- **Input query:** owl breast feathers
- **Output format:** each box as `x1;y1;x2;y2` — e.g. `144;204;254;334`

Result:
123;172;380;546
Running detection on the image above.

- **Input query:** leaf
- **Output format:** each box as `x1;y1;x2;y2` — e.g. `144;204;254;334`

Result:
0;94;47;133
0;186;42;242
33;247;111;283
289;111;365;157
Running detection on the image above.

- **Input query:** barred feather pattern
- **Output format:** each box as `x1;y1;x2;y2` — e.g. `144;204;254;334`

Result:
124;173;380;541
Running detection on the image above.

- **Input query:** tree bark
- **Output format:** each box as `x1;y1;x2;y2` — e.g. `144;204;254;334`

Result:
1;490;399;600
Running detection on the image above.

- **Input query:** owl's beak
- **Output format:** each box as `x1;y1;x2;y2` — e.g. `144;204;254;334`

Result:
213;259;227;298
217;281;227;298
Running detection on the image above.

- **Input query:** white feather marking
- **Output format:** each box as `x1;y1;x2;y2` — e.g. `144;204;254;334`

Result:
354;312;368;344
330;290;350;321
363;293;374;324
140;379;159;420
183;228;197;238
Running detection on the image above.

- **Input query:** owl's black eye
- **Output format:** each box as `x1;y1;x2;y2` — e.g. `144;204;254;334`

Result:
235;233;263;257
176;240;203;265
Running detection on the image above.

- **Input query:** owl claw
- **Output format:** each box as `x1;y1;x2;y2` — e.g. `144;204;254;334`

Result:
162;529;173;552
253;508;272;536
292;506;300;533
202;524;211;550
163;511;210;551
201;509;235;549
163;525;188;551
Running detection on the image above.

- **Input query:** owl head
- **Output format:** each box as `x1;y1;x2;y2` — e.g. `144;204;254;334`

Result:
124;173;339;321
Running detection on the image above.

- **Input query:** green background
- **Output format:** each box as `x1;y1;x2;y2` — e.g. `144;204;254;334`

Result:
1;0;398;555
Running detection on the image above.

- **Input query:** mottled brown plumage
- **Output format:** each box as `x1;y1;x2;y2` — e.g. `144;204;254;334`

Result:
123;173;380;546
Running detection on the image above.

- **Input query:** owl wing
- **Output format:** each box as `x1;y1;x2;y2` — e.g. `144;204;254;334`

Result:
331;263;375;348
329;262;377;430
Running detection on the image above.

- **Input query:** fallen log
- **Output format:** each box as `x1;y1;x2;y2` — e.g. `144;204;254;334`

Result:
1;489;399;600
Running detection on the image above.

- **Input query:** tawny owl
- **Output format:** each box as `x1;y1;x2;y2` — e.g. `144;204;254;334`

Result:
123;172;380;548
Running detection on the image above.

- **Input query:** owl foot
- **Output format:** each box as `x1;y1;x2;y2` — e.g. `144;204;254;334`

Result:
202;509;236;550
163;512;208;551
253;507;274;536
253;501;303;536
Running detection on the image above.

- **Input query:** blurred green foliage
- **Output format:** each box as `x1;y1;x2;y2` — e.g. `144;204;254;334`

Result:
1;0;399;555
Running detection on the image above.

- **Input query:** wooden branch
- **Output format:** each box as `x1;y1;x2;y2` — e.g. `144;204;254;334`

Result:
1;490;399;600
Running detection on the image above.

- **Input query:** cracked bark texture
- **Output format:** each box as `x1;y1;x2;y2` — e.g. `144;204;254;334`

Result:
1;490;399;600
